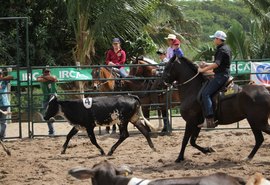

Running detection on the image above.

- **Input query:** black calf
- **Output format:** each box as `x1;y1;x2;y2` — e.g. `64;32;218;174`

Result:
44;95;157;155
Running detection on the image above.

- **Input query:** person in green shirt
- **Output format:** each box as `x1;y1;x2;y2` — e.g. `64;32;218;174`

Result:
37;68;57;136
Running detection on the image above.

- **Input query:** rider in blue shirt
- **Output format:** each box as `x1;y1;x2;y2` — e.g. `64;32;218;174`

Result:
172;39;184;58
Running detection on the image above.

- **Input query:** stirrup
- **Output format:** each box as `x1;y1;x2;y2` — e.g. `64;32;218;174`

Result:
198;118;217;128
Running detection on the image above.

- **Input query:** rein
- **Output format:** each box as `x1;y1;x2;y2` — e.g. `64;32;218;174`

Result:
171;71;200;87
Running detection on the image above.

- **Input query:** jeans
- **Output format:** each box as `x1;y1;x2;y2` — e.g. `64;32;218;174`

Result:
0;107;8;139
42;101;55;135
201;73;228;118
119;68;128;77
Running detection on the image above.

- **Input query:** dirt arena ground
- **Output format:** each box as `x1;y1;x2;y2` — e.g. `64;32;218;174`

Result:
1;118;270;185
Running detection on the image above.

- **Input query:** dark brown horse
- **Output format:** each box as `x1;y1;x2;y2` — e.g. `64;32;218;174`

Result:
125;57;181;132
162;56;270;162
129;57;156;77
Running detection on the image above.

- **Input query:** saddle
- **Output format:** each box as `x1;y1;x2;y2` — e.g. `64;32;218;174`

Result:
111;67;121;78
197;76;242;123
111;67;123;90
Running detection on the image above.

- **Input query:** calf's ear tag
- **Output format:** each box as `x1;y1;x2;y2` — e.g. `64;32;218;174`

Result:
83;97;93;109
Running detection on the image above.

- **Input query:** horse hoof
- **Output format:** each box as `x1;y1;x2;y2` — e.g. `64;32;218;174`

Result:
175;158;184;163
6;150;11;156
206;147;215;153
107;151;112;156
243;157;252;162
152;148;157;152
61;151;65;154
208;147;215;152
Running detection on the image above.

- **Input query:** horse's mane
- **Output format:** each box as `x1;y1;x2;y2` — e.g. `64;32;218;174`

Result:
135;56;158;65
173;56;206;82
179;57;199;73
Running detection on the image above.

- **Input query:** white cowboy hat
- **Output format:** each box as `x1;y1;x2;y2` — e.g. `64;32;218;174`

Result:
164;34;176;40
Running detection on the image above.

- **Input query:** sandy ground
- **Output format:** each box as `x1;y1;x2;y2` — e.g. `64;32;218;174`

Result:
0;118;270;185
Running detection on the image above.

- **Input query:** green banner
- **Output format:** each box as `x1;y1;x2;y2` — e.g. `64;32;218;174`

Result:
7;62;266;86
9;68;93;86
230;61;251;75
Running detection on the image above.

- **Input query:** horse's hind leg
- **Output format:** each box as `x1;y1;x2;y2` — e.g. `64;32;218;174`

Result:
190;127;215;154
247;126;264;160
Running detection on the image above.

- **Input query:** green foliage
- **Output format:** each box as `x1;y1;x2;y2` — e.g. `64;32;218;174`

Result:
226;20;248;59
242;0;270;58
0;0;74;66
124;32;157;61
193;45;215;61
181;0;251;42
1;0;269;68
66;0;157;64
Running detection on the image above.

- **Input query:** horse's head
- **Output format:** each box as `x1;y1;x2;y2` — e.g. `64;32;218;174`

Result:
162;56;201;86
162;55;180;85
91;67;115;91
91;67;101;90
129;56;142;76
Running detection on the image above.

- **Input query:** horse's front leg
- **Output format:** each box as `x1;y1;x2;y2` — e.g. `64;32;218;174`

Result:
175;121;193;162
190;126;215;154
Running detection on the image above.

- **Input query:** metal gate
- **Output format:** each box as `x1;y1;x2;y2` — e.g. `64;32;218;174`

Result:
0;17;30;139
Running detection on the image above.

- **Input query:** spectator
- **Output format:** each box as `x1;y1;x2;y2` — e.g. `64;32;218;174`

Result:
37;68;57;136
150;49;170;132
164;34;176;59
105;38;128;77
0;69;13;140
172;39;184;58
152;49;169;77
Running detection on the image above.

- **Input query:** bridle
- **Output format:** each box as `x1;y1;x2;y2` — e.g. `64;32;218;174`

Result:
92;67;114;89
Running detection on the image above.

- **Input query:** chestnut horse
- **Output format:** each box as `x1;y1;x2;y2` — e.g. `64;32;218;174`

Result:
91;67;117;92
91;67;119;133
163;56;270;162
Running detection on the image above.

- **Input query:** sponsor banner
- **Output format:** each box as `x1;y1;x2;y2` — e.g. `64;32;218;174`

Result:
250;62;270;86
9;68;93;86
9;67;130;86
230;61;250;75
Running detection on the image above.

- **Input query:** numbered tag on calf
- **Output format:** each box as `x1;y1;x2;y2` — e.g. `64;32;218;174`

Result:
83;97;93;109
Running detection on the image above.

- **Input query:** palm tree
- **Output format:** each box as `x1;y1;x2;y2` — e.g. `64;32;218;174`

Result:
226;20;248;59
66;0;157;65
146;0;200;48
242;0;270;58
